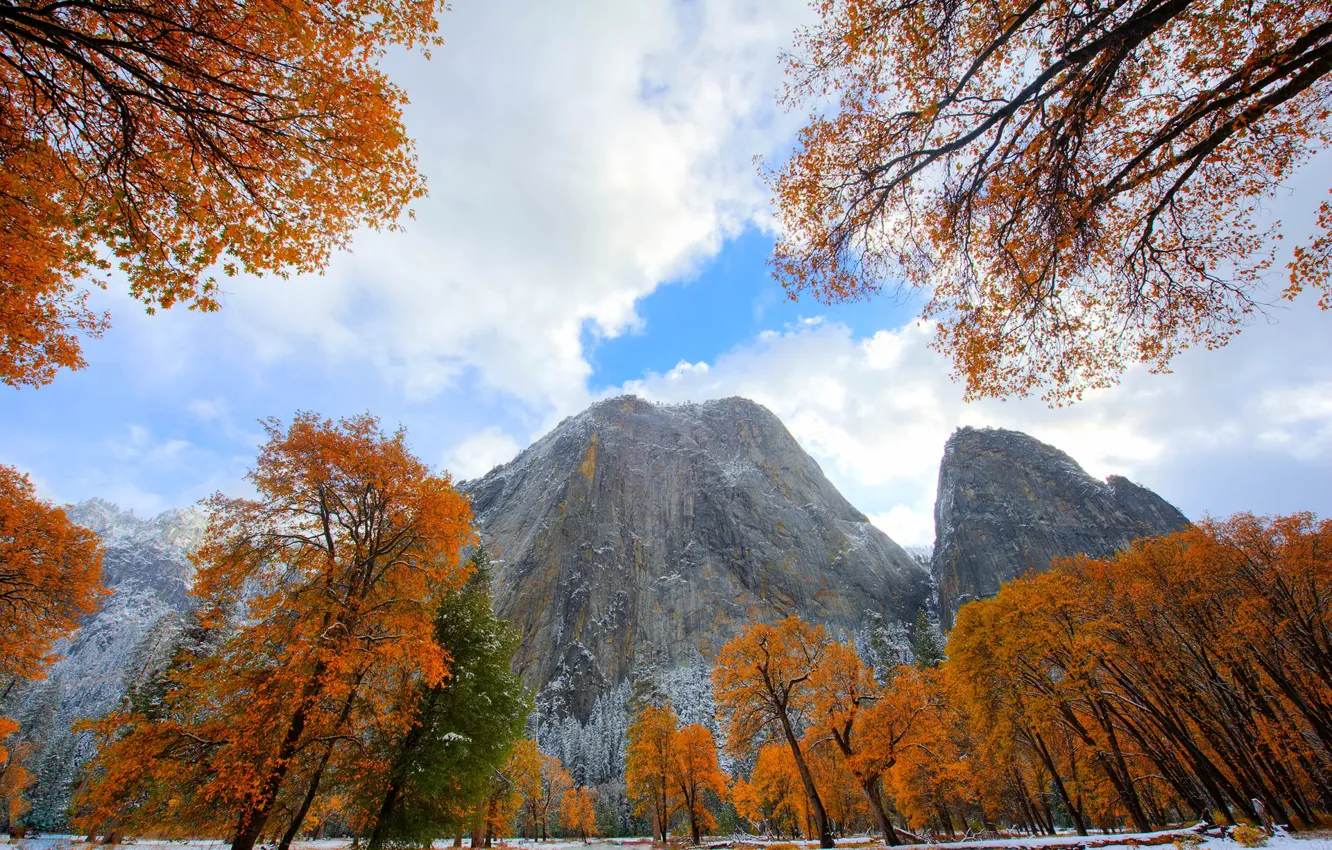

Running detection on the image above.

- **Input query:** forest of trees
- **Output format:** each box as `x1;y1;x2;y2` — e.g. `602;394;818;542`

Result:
2;0;1331;844
1;414;1330;846
617;514;1332;846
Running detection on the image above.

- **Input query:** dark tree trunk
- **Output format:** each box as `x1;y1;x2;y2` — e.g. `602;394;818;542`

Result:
778;711;835;848
231;668;325;850
1032;730;1089;836
861;774;898;846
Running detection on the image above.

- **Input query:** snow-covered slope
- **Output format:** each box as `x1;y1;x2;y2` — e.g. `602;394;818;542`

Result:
4;500;202;829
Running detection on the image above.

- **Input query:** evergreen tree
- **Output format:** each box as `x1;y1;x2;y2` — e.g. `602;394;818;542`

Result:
911;611;946;670
363;546;530;849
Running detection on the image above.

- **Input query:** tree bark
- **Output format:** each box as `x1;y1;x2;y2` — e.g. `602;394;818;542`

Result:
230;667;325;850
1031;729;1089;836
860;774;898;846
778;710;835;848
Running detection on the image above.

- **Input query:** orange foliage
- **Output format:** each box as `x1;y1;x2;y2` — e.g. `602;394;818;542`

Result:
771;0;1332;404
714;616;836;847
75;413;473;850
807;641;909;842
507;739;572;841
671;724;728;844
626;701;678;841
929;513;1332;836
0;464;105;766
0;0;444;387
749;742;807;838
0;736;35;830
0;465;106;688
560;787;598;841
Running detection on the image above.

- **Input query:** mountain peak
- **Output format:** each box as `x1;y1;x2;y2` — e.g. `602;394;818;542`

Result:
464;394;928;719
932;426;1188;628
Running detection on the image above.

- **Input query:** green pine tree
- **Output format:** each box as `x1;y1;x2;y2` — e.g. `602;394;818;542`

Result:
364;545;531;849
911;610;946;669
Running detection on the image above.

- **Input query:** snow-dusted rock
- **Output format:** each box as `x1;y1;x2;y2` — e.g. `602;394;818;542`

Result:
5;500;202;828
463;395;931;721
931;427;1189;629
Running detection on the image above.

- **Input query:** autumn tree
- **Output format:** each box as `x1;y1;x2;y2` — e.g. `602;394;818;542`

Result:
0;0;445;388
0;737;35;835
771;0;1332;404
807;641;900;844
361;545;529;850
748;742;807;837
508;740;573;841
507;740;545;840
0;465;104;763
561;787;598;842
476;771;522;847
713;617;836;848
0;466;105;692
75;413;474;850
671;724;727;845
934;513;1332;834
625;701;678;844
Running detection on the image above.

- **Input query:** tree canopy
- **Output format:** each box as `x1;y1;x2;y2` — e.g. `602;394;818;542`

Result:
771;0;1332;403
75;413;474;850
0;0;445;388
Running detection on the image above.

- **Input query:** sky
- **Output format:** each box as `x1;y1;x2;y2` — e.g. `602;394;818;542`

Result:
3;0;1331;548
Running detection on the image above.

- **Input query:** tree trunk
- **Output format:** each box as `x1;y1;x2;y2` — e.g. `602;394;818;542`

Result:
471;810;484;848
1031;730;1089;836
860;774;898;846
778;711;835;848
278;729;347;850
366;773;406;850
936;804;956;839
231;668;325;850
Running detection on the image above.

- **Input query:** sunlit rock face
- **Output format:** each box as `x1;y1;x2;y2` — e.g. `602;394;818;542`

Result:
931;426;1189;630
464;395;931;720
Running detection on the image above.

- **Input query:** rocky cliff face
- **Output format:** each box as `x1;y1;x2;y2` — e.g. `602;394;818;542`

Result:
931;426;1189;629
5;499;203;828
464;395;931;719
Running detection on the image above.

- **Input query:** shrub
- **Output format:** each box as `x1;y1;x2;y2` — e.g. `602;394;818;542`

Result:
1232;825;1267;847
1174;833;1205;850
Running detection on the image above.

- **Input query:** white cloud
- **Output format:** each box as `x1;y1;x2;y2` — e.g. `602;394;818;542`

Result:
870;508;937;551
207;0;812;412
445;428;522;481
618;295;1332;546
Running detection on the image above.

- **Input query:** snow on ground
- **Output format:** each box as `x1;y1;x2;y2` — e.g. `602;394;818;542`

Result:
5;831;1329;850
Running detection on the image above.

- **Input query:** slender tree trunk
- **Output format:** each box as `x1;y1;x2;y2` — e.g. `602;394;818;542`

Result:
1031;730;1089;836
366;773;407;850
936;804;956;839
277;743;332;850
231;667;326;850
860;774;898;846
778;710;834;848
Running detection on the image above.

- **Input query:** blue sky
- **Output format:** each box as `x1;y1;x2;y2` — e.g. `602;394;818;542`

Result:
3;0;1331;547
584;228;921;389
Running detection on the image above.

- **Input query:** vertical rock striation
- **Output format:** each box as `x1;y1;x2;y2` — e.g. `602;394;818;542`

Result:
931;426;1189;629
463;395;931;719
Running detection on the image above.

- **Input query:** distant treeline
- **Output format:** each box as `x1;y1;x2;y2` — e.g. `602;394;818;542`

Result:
2;415;1328;847
622;514;1332;848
